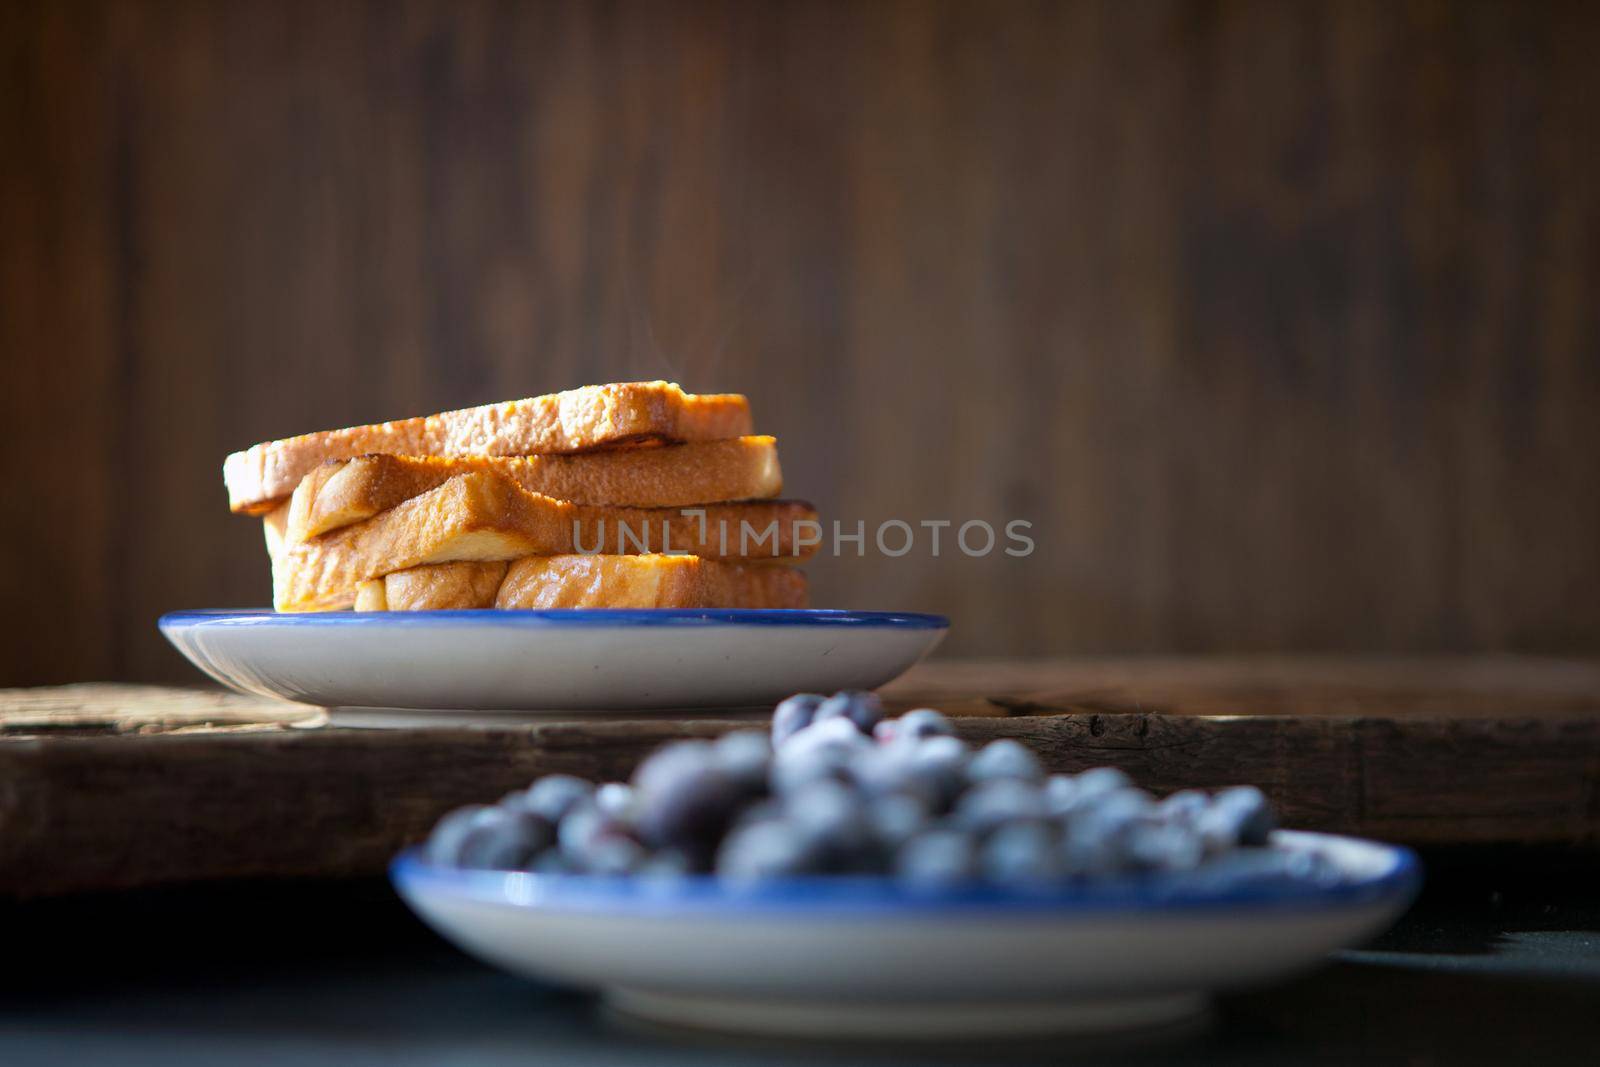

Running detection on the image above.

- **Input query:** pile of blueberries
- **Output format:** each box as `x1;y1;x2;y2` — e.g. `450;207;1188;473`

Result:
425;690;1287;888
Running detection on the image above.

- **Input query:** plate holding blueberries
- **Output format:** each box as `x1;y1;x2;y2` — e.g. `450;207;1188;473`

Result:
399;691;1421;1037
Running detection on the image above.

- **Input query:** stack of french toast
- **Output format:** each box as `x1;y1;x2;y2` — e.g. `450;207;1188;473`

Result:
223;383;816;612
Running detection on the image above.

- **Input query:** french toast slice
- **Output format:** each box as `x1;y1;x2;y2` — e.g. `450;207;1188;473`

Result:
354;555;807;611
262;503;290;560
354;562;511;610
287;436;782;542
497;555;807;609
225;382;752;514
275;471;819;611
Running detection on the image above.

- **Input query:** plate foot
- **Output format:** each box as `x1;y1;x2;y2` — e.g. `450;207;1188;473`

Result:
326;706;773;728
605;987;1209;1038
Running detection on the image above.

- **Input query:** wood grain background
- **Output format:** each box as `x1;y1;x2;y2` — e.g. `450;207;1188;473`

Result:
3;0;1598;685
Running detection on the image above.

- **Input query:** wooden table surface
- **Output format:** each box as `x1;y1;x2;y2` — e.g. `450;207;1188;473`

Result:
3;656;1598;898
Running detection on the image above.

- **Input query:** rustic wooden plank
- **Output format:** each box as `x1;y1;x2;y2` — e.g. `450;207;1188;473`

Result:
0;683;324;735
883;657;1600;718
2;658;1597;897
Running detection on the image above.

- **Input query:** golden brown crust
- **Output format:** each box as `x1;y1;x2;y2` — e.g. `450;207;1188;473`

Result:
261;503;290;561
225;382;753;514
286;437;782;542
351;556;806;610
273;471;819;611
353;579;388;610
374;561;512;610
495;555;807;609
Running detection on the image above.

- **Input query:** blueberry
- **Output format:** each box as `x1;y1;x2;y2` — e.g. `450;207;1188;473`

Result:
529;849;576;875
732;797;784;830
897;708;955;740
1055;790;1158;875
867;792;931;850
557;800;635;864
783;779;881;871
1058;822;1132;879
1065;786;1157;838
518;775;595;823
583;836;649;876
454;806;554;870
637;848;695;881
716;821;822;881
507;808;558;852
712;730;772;795
771;719;869;795
967;739;1043;783
1197;786;1276;850
876;708;956;745
1073;767;1133;799
903;735;972;809
594;782;636;819
915;734;971;764
772;693;825;747
1277;848;1340;886
630;741;743;853
813;690;885;734
1190;847;1338;891
1157;789;1210;827
1123;821;1205;873
425;805;490;866
953;778;1048;835
639;848;693;878
1079;785;1155;819
850;744;940;808
771;744;851;796
849;743;907;792
981;821;1062;885
896;829;980;887
1042;774;1080;816
784;715;874;757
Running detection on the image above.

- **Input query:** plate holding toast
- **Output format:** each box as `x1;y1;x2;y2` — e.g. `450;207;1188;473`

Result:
164;382;947;718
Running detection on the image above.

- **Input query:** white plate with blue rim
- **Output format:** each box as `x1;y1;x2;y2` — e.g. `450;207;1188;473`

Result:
391;830;1420;1038
159;609;949;726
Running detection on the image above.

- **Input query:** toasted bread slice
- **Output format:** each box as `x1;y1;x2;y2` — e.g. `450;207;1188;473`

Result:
225;382;752;514
355;562;511;610
498;555;807;609
275;471;819;611
262;503;290;560
287;436;782;542
354;556;807;611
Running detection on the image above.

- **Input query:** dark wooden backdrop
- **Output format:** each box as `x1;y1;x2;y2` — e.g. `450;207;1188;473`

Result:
3;0;1598;685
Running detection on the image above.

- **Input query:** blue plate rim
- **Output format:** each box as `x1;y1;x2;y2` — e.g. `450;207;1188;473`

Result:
389;831;1422;919
159;608;951;631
